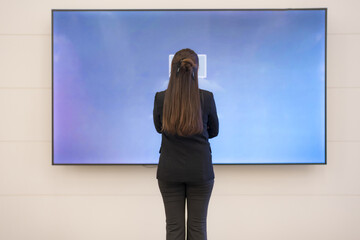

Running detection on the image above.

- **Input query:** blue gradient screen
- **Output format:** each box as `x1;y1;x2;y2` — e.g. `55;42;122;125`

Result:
53;9;326;164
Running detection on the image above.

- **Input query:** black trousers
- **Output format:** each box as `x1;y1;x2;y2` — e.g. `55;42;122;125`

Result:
158;179;214;240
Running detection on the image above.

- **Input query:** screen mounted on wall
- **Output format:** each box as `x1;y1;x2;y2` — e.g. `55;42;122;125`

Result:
52;8;327;165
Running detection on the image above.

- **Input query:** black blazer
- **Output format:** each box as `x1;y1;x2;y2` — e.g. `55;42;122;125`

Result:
153;88;219;182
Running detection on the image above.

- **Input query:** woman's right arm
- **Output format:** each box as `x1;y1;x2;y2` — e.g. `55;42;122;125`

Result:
208;92;219;138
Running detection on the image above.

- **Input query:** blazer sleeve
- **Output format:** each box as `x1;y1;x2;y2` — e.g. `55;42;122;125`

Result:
153;92;162;133
207;92;219;138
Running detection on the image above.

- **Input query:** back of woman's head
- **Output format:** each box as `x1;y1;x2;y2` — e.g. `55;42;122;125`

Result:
162;48;203;136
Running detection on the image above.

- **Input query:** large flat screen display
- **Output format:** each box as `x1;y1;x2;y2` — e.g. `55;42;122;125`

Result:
52;9;327;165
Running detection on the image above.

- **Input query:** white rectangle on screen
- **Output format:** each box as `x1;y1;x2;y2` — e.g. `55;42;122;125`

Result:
169;54;207;78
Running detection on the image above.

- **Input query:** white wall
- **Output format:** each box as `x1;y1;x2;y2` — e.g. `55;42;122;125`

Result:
1;1;359;239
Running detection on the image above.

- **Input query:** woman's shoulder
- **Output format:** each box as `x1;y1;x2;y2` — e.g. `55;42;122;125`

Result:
155;90;166;101
199;88;212;96
199;89;214;103
156;90;166;95
156;89;213;99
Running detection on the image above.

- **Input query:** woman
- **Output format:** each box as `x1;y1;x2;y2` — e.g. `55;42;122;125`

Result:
153;48;219;240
